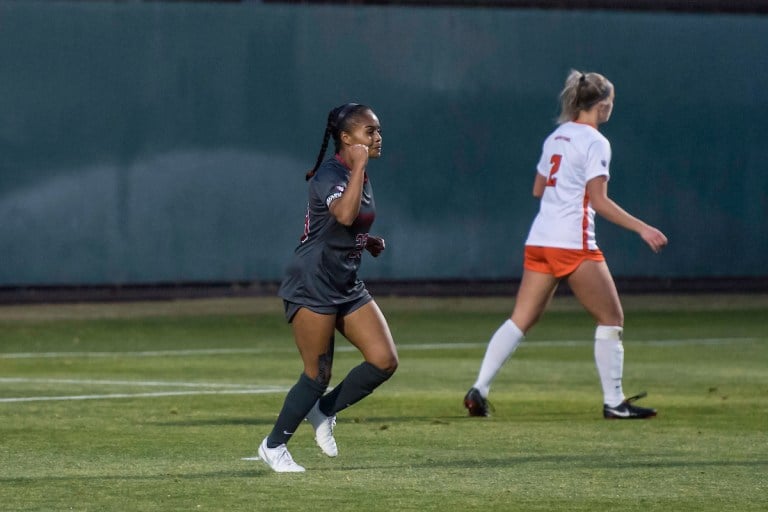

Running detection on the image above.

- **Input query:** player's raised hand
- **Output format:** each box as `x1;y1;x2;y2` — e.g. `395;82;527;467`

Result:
347;143;369;171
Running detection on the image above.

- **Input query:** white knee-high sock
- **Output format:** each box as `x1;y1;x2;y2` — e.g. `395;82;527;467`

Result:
594;325;625;407
472;319;524;397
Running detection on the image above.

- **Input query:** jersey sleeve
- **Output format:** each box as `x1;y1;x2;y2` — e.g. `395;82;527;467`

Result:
585;136;611;182
312;165;349;209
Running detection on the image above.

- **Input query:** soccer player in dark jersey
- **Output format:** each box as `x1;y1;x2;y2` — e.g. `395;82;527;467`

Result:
257;103;398;472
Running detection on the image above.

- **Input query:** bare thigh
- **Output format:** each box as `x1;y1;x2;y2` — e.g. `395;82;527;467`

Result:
336;300;399;372
290;307;337;381
566;259;624;326
510;269;560;333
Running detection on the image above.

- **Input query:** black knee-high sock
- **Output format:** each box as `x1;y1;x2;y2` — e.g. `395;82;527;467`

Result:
318;362;392;416
267;373;326;448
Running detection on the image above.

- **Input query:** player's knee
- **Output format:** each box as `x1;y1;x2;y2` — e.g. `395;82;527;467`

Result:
589;305;623;327
598;312;624;327
369;353;398;375
383;354;398;375
510;312;540;334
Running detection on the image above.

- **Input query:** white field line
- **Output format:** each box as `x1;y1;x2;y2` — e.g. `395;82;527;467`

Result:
0;337;759;361
0;377;280;389
0;376;290;403
0;337;758;404
0;387;290;403
0;348;269;359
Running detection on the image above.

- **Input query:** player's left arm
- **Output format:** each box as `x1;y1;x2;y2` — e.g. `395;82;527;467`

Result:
365;235;386;257
587;177;668;253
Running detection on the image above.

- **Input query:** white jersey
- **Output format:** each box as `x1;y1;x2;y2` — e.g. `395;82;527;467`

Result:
525;121;611;250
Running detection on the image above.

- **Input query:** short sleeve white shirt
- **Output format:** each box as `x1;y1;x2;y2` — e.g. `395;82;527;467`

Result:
525;122;611;250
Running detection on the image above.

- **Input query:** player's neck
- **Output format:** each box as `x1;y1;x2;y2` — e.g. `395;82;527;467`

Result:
574;117;598;129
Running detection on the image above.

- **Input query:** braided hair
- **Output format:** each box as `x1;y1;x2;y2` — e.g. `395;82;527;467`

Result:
305;103;371;180
557;70;613;124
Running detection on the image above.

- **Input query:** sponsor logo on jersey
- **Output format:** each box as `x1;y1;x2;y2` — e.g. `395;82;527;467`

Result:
326;191;343;207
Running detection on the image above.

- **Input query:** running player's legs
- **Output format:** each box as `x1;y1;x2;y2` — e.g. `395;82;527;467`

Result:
336;300;398;372
566;259;623;326
316;300;397;417
464;264;559;415
291;307;337;382
567;260;629;410
511;269;560;333
264;307;337;452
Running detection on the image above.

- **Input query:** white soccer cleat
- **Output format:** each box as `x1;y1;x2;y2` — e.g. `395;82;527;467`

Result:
305;401;338;457
257;437;305;473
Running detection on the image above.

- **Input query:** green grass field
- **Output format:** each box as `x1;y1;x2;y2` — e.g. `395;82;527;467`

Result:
1;294;766;511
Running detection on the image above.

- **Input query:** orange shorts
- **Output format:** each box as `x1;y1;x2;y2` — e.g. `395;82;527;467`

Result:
523;246;605;278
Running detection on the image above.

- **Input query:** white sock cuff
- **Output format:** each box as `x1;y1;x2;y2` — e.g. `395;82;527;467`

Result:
502;319;524;339
595;325;623;341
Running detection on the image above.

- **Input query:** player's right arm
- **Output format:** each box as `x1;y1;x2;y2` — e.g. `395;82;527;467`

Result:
532;172;547;198
328;144;368;226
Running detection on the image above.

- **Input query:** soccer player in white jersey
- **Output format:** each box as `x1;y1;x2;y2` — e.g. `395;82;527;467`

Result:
464;70;668;419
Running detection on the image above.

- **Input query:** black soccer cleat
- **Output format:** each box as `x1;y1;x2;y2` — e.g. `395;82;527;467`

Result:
603;392;657;419
464;387;491;417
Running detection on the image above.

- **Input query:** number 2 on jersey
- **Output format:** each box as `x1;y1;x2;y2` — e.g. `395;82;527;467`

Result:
546;154;562;187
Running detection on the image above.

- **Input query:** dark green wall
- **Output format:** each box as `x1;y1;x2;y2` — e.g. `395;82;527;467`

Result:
1;1;766;285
